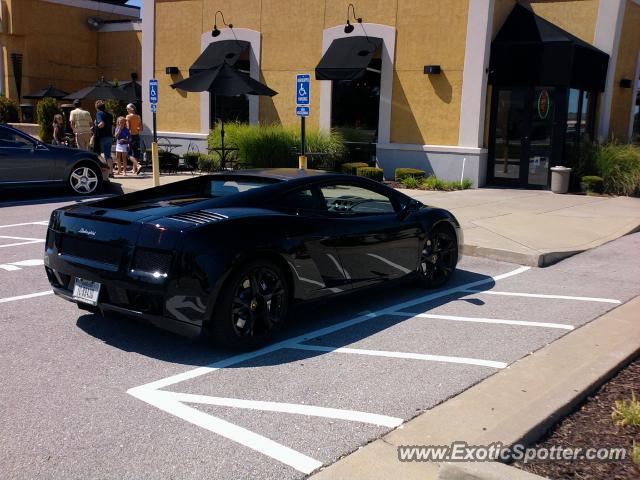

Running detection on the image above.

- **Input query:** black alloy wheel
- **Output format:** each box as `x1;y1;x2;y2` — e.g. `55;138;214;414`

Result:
417;225;458;288
211;260;289;350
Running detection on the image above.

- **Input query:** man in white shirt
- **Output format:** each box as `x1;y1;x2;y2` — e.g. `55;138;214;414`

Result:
69;99;93;151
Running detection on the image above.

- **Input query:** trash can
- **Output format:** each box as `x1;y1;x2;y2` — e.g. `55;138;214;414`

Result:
550;166;572;194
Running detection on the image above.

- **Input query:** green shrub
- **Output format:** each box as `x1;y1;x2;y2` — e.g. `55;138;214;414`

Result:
0;95;19;123
36;97;60;144
356;166;383;181
197;153;221;172
207;123;345;169
341;162;369;175
612;392;640;427
400;175;420;189
105;99;127;120
580;175;603;194
422;175;472;191
395;168;426;181
595;143;640;196
182;152;200;170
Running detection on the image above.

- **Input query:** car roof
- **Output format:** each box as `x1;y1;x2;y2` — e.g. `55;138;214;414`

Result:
224;168;334;181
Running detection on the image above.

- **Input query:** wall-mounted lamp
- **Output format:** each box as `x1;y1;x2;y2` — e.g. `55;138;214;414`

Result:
212;10;233;37
344;3;362;34
619;78;632;88
165;66;180;75
424;65;441;75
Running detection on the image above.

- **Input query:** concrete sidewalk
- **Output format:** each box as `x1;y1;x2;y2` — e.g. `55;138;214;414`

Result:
106;175;640;267
401;188;640;267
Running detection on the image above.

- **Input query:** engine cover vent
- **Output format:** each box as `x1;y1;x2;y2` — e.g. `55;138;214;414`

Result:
168;210;229;225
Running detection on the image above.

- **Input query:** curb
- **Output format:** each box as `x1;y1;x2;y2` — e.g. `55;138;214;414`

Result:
309;296;640;480
463;245;581;268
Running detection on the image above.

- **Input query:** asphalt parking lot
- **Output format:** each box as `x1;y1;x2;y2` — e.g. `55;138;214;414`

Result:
2;193;640;480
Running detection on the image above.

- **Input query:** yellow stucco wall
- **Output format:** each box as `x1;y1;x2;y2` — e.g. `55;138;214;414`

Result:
0;0;140;106
609;0;640;140
153;0;470;146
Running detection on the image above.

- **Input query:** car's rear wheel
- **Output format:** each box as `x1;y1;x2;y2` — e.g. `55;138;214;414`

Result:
68;164;101;195
211;260;290;350
417;224;458;288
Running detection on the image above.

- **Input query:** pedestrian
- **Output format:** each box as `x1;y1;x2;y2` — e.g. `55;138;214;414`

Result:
125;103;142;174
69;99;93;150
114;116;131;175
51;114;65;145
94;100;114;176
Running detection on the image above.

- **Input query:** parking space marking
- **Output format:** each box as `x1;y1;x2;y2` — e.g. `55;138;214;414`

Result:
0;259;45;271
0;235;45;248
128;265;530;473
389;312;574;330
0;221;48;229
170;392;403;427
0;290;53;304
129;388;324;474
460;289;621;304
291;344;508;369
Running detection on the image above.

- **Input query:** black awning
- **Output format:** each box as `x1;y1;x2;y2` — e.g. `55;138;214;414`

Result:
315;36;382;81
490;4;609;91
189;40;250;75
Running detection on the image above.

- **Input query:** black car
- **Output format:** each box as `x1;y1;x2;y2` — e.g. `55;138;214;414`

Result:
0;124;109;195
44;169;463;349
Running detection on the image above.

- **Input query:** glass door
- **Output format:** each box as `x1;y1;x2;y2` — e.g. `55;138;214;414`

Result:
488;87;555;187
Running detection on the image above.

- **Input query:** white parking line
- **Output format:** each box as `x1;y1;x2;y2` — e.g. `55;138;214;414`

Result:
389;312;574;330
0;259;45;271
291;344;508;369
461;289;621;304
0;290;53;304
0;221;48;229
128;265;530;473
171;391;403;427
0;236;45;248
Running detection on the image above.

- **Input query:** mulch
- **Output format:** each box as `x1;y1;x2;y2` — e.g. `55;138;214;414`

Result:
516;358;640;479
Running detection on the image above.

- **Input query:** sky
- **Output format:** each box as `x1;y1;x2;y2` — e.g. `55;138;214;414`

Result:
126;0;142;8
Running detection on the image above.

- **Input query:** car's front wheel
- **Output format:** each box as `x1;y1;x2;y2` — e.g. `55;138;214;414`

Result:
417;224;458;288
68;164;101;195
210;260;290;350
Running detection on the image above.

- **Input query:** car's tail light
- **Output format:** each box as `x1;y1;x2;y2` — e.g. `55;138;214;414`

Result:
131;248;173;279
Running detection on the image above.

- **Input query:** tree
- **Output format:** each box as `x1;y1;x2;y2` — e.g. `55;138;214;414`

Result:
36;97;61;144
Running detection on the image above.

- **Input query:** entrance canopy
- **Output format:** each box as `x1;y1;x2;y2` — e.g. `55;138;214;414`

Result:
189;40;250;75
315;36;382;81
490;4;609;92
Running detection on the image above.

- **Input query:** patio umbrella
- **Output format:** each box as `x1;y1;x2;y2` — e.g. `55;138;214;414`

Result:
23;84;69;100
171;63;277;164
118;80;142;102
64;77;131;102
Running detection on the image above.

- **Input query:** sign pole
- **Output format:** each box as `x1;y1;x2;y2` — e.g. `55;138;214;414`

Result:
299;116;307;170
152;110;159;187
295;73;310;170
149;78;160;186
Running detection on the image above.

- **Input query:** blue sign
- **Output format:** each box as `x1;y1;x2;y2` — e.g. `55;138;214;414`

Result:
150;103;157;113
149;79;158;106
296;106;310;117
296;74;310;105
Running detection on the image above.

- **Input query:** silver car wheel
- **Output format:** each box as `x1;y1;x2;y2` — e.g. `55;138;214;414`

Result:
69;166;98;194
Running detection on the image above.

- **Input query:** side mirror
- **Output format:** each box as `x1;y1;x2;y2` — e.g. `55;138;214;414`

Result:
398;199;421;219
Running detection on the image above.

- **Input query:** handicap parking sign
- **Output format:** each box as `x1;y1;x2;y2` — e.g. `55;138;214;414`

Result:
149;79;158;106
296;74;310;105
296;106;309;117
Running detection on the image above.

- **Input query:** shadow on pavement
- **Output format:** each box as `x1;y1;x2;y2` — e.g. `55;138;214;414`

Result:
76;268;495;369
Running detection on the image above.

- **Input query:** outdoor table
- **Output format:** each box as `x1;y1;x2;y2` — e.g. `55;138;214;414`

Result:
157;142;182;153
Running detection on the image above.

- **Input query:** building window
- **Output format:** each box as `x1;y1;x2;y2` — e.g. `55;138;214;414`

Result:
330;57;381;142
565;88;596;149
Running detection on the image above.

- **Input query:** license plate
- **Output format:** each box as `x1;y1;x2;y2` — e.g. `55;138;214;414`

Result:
72;278;101;306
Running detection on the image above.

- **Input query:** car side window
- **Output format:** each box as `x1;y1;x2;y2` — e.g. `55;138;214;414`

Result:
320;183;396;215
271;188;320;212
0;130;32;149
